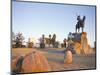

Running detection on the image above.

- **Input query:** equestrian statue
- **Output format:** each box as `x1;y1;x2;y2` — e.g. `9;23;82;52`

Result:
76;15;86;33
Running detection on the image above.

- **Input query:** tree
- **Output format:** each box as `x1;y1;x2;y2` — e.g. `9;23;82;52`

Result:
15;32;24;48
40;34;45;48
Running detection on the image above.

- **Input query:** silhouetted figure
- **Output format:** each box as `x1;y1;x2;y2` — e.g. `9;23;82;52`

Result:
48;34;52;47
76;15;86;33
63;38;67;48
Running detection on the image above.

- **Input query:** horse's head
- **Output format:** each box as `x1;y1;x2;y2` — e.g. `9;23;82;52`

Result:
83;16;86;22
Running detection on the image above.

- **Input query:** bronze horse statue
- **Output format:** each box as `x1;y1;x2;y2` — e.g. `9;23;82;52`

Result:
76;15;86;33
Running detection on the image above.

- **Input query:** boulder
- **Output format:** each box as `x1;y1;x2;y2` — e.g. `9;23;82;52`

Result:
12;51;51;73
22;51;51;73
64;50;73;64
74;42;82;54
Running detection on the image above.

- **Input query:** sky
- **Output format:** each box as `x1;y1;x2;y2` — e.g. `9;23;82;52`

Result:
12;1;96;47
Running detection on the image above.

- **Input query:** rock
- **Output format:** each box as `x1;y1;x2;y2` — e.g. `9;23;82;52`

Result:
64;50;73;64
12;58;17;71
81;32;89;54
12;55;25;73
74;42;82;54
69;32;91;54
12;50;51;73
22;51;51;73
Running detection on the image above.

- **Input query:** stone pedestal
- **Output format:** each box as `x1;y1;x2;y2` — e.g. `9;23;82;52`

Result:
71;32;91;54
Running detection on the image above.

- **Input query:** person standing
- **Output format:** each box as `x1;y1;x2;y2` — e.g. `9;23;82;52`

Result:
63;38;67;48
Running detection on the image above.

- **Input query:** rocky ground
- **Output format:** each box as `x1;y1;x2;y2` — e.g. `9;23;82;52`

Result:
11;48;96;73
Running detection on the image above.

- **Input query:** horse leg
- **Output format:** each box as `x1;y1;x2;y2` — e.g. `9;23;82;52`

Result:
82;27;83;32
76;27;77;33
78;28;80;32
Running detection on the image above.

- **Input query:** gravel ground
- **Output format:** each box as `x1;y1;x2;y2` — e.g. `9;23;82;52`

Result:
12;48;96;73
